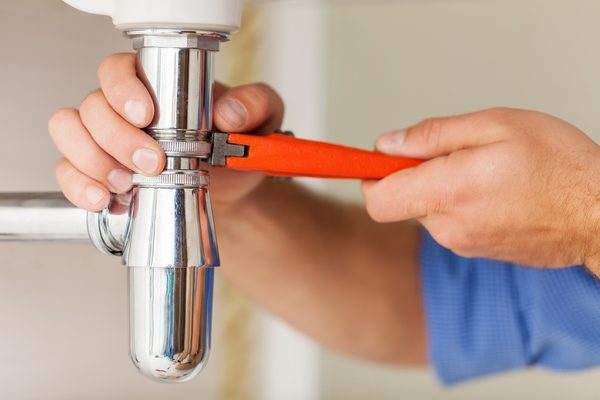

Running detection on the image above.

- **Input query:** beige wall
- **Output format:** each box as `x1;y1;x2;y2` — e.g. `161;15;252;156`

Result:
320;0;600;399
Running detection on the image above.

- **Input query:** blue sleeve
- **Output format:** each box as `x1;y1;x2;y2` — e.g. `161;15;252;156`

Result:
420;229;600;385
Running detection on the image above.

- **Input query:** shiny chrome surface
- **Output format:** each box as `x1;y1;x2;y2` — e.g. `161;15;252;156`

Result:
131;29;222;143
139;45;214;137
120;30;223;382
129;266;214;382
123;182;219;270
87;192;133;256
123;177;219;381
0;192;88;241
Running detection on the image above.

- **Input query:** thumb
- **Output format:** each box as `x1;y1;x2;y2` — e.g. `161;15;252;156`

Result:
375;109;507;159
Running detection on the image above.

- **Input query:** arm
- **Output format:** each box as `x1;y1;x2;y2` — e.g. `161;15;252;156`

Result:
48;53;427;365
218;180;425;364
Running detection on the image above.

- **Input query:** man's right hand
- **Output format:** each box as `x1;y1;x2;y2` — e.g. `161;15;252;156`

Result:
48;53;284;213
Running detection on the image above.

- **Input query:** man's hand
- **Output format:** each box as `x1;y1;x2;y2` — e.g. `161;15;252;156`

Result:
48;53;284;214
362;108;600;273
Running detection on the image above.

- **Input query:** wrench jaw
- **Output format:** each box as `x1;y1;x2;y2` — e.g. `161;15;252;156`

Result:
208;132;248;167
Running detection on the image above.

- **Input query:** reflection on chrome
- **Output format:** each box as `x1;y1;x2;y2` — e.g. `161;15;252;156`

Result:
130;266;214;382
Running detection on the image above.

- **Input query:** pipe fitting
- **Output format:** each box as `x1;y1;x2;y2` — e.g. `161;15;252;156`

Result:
90;30;225;382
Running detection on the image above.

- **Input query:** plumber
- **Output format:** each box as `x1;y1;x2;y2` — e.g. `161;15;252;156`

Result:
48;53;600;384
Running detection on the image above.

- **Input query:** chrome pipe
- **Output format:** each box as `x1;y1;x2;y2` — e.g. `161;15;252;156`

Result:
117;29;224;382
129;266;214;381
124;183;219;382
0;192;88;241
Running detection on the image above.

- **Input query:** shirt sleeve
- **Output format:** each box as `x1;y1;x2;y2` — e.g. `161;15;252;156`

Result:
420;228;600;385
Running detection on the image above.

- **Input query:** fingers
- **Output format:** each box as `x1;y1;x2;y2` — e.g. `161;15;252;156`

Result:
98;54;284;134
98;54;284;135
48;108;133;194
374;108;513;159
214;83;284;133
51;52;282;215
79;90;165;175
56;158;110;211
362;155;459;223
97;53;155;128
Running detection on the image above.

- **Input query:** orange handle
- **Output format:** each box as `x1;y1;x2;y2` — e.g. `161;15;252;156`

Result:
225;133;423;179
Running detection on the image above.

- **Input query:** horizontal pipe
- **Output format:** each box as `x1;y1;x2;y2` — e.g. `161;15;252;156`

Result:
0;192;89;241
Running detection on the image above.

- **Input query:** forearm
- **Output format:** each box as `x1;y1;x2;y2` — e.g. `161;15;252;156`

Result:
215;180;426;365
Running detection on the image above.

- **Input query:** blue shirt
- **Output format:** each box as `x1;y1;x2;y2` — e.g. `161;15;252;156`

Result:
420;229;600;384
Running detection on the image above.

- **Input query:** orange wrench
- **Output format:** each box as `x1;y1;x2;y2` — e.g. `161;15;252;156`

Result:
209;132;423;179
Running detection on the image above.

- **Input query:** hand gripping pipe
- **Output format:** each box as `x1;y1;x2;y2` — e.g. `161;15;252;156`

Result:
0;28;229;382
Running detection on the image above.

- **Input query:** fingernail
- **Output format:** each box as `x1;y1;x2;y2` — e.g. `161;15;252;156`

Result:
107;169;133;193
86;186;106;206
376;129;407;155
219;99;247;128
133;148;159;174
124;100;147;126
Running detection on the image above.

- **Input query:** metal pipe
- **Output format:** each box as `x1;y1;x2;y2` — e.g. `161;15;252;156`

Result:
0;192;88;241
118;30;223;382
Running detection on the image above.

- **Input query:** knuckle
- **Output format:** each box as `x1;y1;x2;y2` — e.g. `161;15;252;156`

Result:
97;53;133;81
451;235;473;255
48;108;76;136
79;90;104;119
427;195;446;215
97;55;114;80
55;159;71;179
434;228;470;252
254;82;280;101
246;83;271;108
482;107;517;137
425;179;454;216
486;106;513;117
253;82;273;92
449;231;477;255
80;90;103;111
452;248;477;259
416;117;445;152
